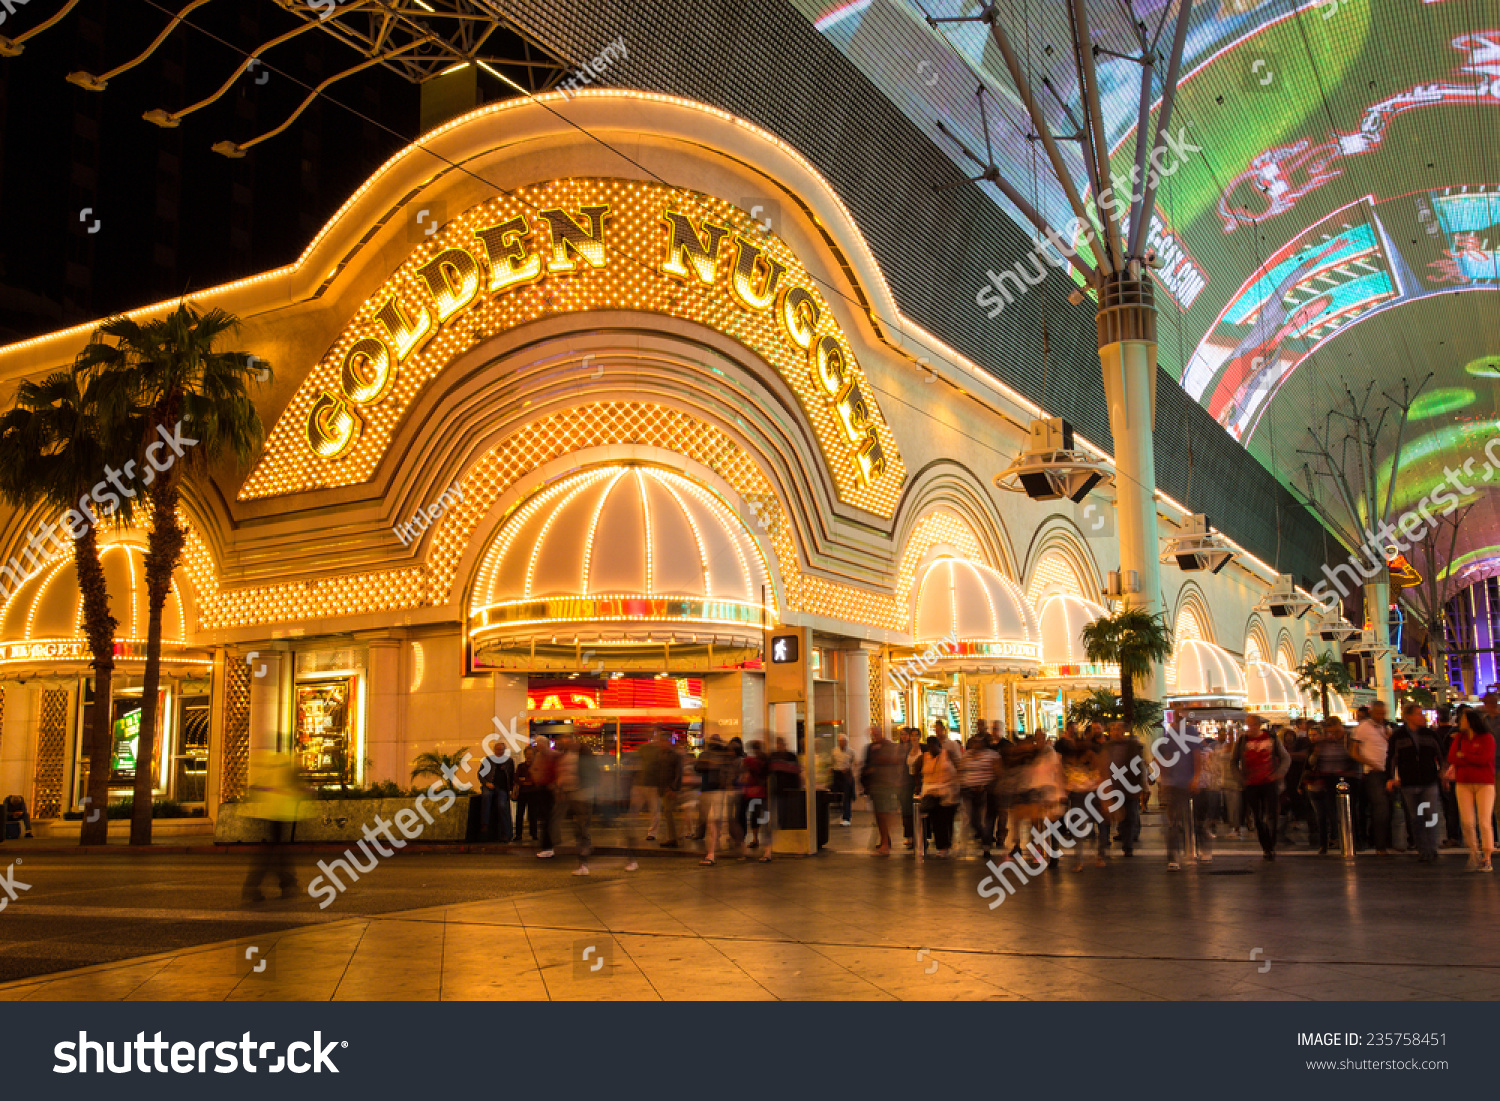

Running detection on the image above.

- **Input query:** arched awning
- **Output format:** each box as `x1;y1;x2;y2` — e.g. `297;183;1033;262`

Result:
0;536;205;673
468;464;774;669
1168;639;1247;702
906;556;1041;674
1035;593;1118;683
1246;660;1303;717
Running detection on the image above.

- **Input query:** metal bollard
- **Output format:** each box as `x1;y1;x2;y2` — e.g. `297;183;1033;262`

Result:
1336;779;1355;859
1184;796;1198;863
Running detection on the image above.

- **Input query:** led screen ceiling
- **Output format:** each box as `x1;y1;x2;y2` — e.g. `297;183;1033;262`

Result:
793;0;1500;579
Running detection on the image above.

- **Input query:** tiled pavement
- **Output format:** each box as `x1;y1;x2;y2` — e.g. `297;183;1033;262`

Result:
2;838;1496;1001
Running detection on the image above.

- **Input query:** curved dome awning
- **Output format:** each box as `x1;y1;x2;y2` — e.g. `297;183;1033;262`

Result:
908;557;1041;674
1035;593;1118;682
469;465;774;663
1246;660;1304;716
1169;639;1247;702
0;537;204;672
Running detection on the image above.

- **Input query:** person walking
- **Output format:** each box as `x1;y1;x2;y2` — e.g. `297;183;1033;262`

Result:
861;725;903;854
1352;700;1394;855
531;736;560;859
1216;734;1244;838
1233;715;1291;860
653;731;683;849
513;744;539;844
241;751;309;903
1059;723;1105;870
1160;718;1210;870
831;735;856;826
919;735;960;856
959;733;1001;855
1105;722;1147;856
555;733;595;875
1432;706;1463;848
1447;709;1496;872
1304;716;1355;854
739;739;772;858
1386;702;1445;864
902;728;924;850
694;734;735;865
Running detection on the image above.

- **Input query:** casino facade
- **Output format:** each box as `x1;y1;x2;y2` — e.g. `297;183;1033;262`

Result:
0;93;1331;827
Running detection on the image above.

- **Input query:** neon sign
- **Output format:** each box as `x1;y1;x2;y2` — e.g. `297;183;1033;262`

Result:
258;180;902;513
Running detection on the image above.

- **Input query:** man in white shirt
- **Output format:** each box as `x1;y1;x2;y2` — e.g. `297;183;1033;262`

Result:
1352;700;1392;854
831;735;855;826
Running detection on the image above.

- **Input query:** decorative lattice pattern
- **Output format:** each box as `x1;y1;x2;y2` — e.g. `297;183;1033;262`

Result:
240;179;903;514
219;659;251;803
32;689;67;819
966;683;981;739
869;654;883;735
191;402;911;633
1026;550;1089;604
893;511;989;626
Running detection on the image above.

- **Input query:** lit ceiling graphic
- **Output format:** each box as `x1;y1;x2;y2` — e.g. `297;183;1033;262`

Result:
792;0;1500;576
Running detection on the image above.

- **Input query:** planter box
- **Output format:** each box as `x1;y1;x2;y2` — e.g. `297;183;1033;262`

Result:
38;818;213;840
214;795;473;843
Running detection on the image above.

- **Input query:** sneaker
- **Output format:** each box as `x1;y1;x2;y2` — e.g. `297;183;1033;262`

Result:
841;820;852;827
572;864;589;876
536;849;555;858
1167;861;1180;870
624;861;638;871
1482;863;1494;873
645;834;656;841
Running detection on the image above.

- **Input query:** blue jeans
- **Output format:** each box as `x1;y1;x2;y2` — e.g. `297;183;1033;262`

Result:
480;785;512;842
1401;783;1441;860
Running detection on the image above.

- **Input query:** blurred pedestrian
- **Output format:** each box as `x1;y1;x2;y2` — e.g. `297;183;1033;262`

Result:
831;734;856;826
1105;721;1146;856
1352;700;1393;855
531;735;560;859
739;739;772;858
241;751;309;903
513;745;538;844
1304;716;1354;854
1058;722;1105;870
1432;706;1462;847
861;725;903;854
1216;733;1244;838
919;736;960;856
959;733;1001;856
1386;702;1444;863
901;728;922;849
652;730;683;849
695;734;734;865
1447;709;1495;871
1160;718;1210;869
556;733;595;875
1233;714;1290;860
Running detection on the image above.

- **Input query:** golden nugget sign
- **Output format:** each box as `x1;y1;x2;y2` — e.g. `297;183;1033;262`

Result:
242;180;903;514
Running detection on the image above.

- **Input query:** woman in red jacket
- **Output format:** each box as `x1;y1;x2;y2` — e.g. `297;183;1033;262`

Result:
1447;711;1496;871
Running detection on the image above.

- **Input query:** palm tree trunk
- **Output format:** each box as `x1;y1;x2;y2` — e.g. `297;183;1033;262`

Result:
1320;683;1330;720
1120;673;1135;729
73;526;115;847
131;478;185;846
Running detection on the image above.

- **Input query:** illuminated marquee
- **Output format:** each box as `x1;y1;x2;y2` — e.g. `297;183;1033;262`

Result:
244;179;904;515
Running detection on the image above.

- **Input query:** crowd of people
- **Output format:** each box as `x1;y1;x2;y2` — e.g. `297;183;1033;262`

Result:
471;693;1500;874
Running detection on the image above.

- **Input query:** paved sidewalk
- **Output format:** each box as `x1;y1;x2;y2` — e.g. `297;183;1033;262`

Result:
2;840;1495;1001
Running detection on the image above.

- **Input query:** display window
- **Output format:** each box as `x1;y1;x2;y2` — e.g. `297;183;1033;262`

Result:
295;676;358;785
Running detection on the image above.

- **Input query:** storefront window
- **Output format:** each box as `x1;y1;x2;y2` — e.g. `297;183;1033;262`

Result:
294;650;367;787
295;677;357;785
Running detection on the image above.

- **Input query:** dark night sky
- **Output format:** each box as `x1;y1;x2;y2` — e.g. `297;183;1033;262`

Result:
0;1;431;345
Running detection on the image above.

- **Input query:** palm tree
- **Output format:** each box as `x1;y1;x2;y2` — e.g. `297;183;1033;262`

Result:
411;751;470;792
1296;651;1352;720
1080;605;1172;731
0;371;137;845
1066;688;1163;734
77;302;267;846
